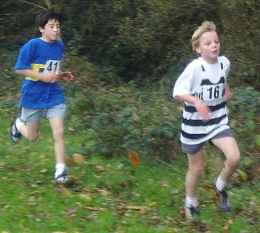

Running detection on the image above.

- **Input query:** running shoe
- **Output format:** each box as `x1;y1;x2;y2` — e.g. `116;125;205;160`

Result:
213;180;230;211
10;116;22;143
55;170;73;186
184;205;199;221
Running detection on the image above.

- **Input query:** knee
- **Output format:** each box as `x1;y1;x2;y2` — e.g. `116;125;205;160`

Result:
190;165;204;177
227;152;241;168
52;128;64;141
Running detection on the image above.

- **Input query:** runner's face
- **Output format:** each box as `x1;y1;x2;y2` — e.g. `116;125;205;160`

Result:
39;19;60;42
195;31;220;63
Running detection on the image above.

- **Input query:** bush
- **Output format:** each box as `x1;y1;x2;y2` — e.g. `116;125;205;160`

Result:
66;72;182;159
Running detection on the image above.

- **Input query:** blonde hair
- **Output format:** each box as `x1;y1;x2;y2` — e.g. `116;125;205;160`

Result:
191;21;217;51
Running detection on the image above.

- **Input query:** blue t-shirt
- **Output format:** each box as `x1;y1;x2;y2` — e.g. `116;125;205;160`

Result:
15;38;65;108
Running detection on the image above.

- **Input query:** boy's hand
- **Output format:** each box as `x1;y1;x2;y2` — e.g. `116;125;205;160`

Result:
194;99;211;121
176;95;211;121
58;71;74;83
42;72;58;83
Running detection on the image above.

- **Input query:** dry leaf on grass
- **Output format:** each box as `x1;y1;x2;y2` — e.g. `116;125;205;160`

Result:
85;206;103;211
120;180;133;188
65;156;77;166
79;193;92;201
94;166;105;172
63;207;78;217
56;185;71;196
73;153;85;164
128;151;140;167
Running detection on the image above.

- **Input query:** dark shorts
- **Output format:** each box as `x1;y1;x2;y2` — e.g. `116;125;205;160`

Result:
181;129;234;154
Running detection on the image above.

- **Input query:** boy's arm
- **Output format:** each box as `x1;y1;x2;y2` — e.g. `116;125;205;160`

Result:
176;94;211;121
15;69;58;83
225;85;232;105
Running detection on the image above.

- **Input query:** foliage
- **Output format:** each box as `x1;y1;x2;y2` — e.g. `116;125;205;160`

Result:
61;0;220;81
0;113;260;232
219;0;260;88
0;33;259;232
0;0;259;87
66;77;182;160
228;86;260;177
0;1;259;231
2;48;259;171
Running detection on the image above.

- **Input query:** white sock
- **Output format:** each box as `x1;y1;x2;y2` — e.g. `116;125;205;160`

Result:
186;196;199;208
15;117;25;132
216;176;226;191
55;163;66;178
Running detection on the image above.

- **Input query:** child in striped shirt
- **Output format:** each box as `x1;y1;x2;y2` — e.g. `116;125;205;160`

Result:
173;21;240;220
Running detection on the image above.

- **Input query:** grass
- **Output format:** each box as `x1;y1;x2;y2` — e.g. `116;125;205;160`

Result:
0;109;259;233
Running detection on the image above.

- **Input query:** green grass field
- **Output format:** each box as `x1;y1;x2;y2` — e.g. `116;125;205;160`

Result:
0;109;259;233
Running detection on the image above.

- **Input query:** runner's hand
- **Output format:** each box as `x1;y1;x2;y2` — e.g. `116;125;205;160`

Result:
194;99;211;121
42;72;58;83
58;71;74;83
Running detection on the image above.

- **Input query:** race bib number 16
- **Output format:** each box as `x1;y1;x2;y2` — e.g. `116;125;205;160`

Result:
202;84;224;101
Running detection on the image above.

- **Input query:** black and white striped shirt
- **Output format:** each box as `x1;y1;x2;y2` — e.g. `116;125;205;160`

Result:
173;56;231;145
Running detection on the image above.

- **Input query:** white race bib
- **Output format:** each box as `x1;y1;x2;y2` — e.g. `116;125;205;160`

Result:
44;60;60;74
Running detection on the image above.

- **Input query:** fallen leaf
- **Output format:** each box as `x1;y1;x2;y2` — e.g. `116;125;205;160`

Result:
95;166;105;172
132;110;140;121
73;153;85;164
148;202;157;206
72;185;82;192
237;169;248;181
126;206;143;210
162;181;170;187
63;207;78;216
17;163;31;170
128;151;140;167
68;127;75;132
98;189;111;196
28;196;37;206
120;180;133;188
223;219;233;233
85;207;103;211
65;156;77;166
30;190;44;195
165;216;175;222
83;187;93;192
57;185;71;196
79;193;92;201
40;168;48;173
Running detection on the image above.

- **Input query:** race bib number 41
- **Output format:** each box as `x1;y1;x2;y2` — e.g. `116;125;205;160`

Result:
44;60;60;74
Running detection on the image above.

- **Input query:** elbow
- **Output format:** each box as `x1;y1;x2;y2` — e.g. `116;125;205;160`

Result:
14;69;21;75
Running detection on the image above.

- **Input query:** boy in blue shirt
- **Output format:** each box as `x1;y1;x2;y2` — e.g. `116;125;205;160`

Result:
10;9;74;185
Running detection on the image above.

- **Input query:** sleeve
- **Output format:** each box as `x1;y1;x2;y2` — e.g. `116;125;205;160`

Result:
173;62;195;98
225;59;231;78
221;56;231;78
14;40;34;70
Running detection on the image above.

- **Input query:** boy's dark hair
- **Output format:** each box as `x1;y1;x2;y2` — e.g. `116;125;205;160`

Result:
36;9;63;28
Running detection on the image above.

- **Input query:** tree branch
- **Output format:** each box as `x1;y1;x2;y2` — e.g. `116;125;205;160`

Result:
17;0;47;10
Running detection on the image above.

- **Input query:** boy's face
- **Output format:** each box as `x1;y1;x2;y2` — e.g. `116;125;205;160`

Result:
195;31;220;63
39;19;61;42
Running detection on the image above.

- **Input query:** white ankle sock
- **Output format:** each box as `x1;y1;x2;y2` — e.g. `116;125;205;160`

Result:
186;196;199;208
15;117;25;132
216;176;226;191
55;163;66;178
